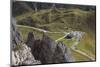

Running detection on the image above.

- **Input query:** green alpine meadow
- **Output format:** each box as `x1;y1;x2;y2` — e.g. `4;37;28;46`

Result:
11;1;96;66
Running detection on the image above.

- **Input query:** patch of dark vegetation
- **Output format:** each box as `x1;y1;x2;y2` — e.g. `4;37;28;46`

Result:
17;17;37;27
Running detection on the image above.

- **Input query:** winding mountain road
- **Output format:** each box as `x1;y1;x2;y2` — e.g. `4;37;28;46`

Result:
17;25;66;34
55;32;95;61
55;33;69;42
71;41;95;60
17;25;95;61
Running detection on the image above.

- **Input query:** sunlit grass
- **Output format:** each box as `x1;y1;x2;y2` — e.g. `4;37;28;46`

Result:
77;33;96;58
71;49;91;61
46;33;65;40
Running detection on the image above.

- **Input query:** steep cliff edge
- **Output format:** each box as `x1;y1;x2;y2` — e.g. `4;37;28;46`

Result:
11;18;41;66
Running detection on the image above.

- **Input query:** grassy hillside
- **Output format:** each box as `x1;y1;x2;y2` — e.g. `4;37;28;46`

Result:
16;8;96;62
16;8;95;32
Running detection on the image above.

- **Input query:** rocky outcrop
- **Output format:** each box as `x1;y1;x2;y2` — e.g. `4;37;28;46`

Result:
65;31;85;41
12;44;41;65
26;32;75;64
11;18;75;65
67;31;85;42
26;32;35;48
11;18;41;66
53;42;75;62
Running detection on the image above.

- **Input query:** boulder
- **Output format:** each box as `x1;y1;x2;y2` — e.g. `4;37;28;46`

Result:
26;33;75;64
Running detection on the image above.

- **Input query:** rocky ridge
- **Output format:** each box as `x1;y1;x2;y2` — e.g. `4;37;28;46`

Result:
11;18;41;66
26;32;75;64
11;18;75;66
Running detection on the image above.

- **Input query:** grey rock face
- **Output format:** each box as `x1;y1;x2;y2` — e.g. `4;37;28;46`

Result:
11;18;22;49
26;33;75;64
26;32;35;48
55;42;75;62
70;31;85;42
11;18;41;66
66;31;85;42
12;44;41;65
